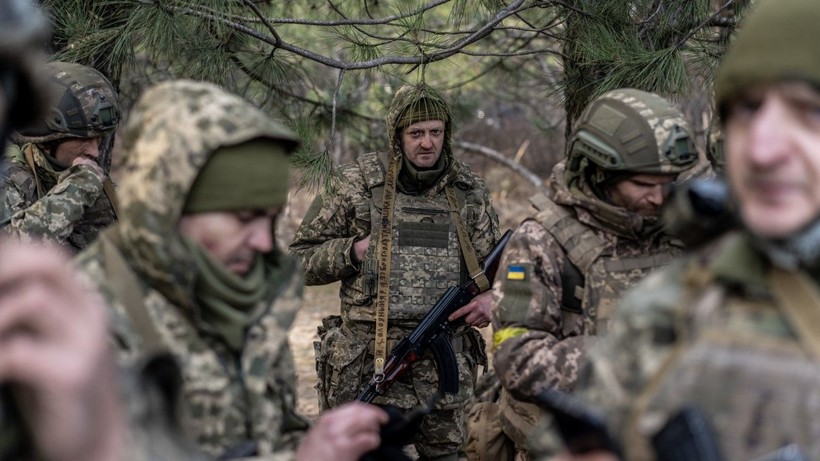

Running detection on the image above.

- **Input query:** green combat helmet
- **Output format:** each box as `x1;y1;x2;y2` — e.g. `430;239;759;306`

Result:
566;88;698;194
14;61;120;145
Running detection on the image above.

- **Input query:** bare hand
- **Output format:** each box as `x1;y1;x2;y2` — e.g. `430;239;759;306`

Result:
0;242;124;461
296;402;388;461
71;156;104;180
448;290;493;328
353;234;371;263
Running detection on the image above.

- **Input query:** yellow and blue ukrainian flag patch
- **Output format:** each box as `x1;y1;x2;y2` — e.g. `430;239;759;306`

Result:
506;265;526;281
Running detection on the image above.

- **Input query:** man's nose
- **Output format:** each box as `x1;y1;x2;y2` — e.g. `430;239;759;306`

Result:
647;186;664;207
419;133;433;148
82;138;101;159
247;218;274;253
747;98;790;167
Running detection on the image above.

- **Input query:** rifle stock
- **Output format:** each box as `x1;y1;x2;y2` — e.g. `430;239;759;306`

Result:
357;229;512;403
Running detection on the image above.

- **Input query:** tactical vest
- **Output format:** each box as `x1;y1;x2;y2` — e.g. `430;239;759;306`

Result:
530;193;680;336
12;144;117;252
625;264;820;461
350;152;467;324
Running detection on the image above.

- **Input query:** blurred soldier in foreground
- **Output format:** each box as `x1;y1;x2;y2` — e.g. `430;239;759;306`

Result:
0;60;120;251
475;89;698;460
0;1;130;460
76;79;387;461
549;0;820;459
291;83;501;460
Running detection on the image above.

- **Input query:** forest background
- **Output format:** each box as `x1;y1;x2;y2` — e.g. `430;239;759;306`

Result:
43;0;750;417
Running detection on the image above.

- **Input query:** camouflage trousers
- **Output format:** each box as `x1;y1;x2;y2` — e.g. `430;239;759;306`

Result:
314;315;486;459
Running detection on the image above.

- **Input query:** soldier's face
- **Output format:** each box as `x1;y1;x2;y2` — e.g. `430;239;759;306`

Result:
53;136;102;168
724;81;820;238
606;174;675;217
401;120;445;170
178;207;282;276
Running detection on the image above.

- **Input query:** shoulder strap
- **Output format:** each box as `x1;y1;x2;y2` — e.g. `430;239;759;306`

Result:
103;178;120;218
101;234;165;355
21;145;44;199
357;151;389;209
537;198;606;273
445;185;489;291
770;266;820;361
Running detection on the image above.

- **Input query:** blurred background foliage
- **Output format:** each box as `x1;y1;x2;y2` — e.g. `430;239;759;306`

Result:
41;0;750;190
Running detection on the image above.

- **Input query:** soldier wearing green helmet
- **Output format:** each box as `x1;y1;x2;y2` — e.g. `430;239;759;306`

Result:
469;88;698;460
0;60;120;252
540;0;820;460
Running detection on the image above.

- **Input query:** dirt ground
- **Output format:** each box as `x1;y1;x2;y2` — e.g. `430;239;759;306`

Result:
280;164;540;419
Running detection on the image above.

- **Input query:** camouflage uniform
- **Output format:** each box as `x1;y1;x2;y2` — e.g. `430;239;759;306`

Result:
290;84;500;460
557;232;820;460
76;80;308;460
0;61;119;252
531;0;820;459
485;89;698;460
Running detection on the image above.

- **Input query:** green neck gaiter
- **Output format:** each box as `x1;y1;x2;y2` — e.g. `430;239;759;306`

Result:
397;154;446;194
183;238;273;350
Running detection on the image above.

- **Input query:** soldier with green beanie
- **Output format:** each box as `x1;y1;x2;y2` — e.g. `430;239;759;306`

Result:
540;0;820;459
290;83;501;461
76;79;387;461
0;60;120;252
468;88;698;461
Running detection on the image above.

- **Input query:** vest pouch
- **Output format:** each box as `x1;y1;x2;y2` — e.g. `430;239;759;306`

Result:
316;318;369;409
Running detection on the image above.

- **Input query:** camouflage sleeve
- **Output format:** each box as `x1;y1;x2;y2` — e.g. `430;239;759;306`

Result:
289;167;371;286
490;220;593;400
1;164;104;244
466;177;501;259
577;263;689;444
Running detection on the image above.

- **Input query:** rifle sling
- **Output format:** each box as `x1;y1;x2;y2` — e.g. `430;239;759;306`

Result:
22;145;44;199
373;153;401;374
770;266;820;362
103;177;120;219
446;186;489;292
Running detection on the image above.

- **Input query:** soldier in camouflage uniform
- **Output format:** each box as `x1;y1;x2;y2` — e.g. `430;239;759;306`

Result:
76;79;387;461
0;60;120;252
549;0;820;460
481;89;698;460
290;83;501;461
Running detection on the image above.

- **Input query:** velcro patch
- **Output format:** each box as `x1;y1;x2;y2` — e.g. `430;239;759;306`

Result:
506;265;527;281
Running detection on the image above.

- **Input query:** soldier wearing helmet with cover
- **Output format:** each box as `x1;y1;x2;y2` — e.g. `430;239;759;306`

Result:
544;0;820;459
473;89;698;460
0;60;120;251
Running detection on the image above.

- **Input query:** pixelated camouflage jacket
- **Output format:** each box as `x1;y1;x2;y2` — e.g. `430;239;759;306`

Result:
491;160;684;402
0;143;115;252
556;232;820;461
76;80;308;460
290;85;500;323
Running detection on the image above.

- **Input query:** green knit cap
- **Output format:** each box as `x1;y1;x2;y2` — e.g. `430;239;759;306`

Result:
715;0;820;117
184;138;290;213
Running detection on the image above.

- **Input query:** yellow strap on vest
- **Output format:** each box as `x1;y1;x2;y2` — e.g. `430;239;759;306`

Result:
103;178;119;218
446;186;490;292
101;234;163;355
770;266;820;361
373;153;401;374
22;145;44;198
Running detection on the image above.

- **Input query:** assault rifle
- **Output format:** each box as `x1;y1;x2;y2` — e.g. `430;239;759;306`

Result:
357;229;513;403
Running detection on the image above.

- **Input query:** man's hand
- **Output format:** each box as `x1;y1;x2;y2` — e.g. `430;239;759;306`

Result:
353;234;371;263
71;155;105;181
296;402;388;461
447;290;493;328
0;242;124;461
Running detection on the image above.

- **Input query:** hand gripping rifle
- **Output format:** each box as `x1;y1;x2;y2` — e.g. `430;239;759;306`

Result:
357;229;512;403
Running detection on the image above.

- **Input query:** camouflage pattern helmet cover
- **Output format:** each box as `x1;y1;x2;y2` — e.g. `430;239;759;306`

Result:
569;88;698;175
14;61;120;144
0;0;50;132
